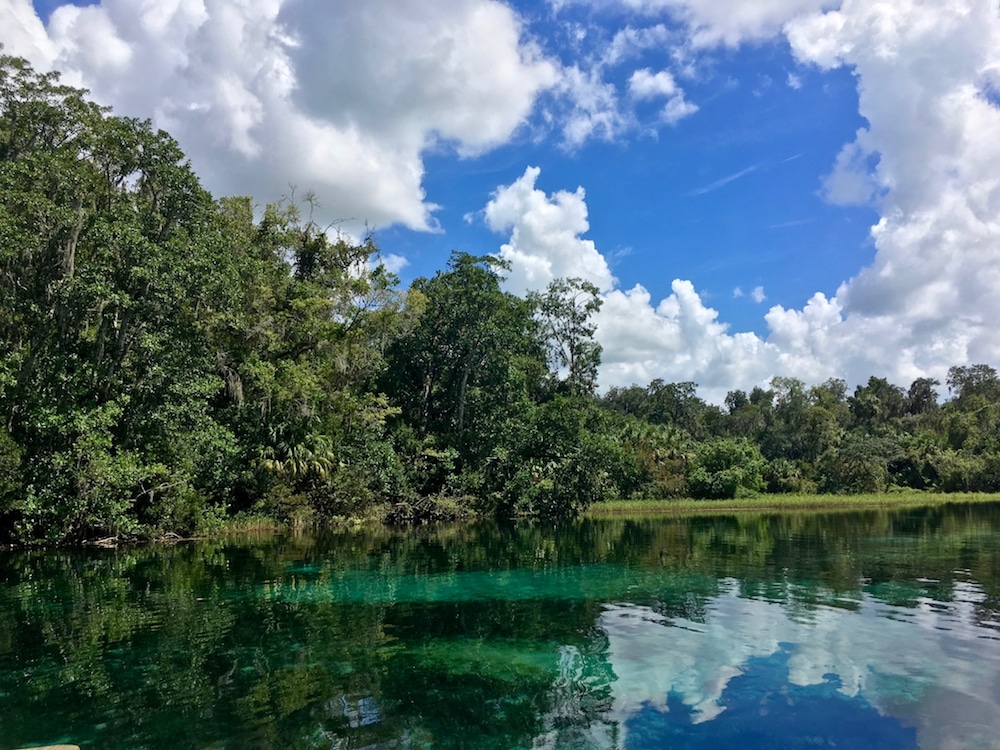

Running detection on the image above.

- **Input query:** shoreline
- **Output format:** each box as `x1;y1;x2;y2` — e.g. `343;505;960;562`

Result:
584;491;1000;517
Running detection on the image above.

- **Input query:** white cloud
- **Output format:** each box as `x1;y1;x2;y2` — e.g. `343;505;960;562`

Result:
603;23;674;67
5;0;559;233
544;19;699;145
555;0;840;47
751;286;767;303
596;283;778;399
787;71;802;89
380;254;409;275
629;67;681;98
0;0;56;63
480;167;780;399
502;0;1000;398
629;67;698;123
784;0;1000;376
484;166;616;295
555;64;632;146
660;93;699;123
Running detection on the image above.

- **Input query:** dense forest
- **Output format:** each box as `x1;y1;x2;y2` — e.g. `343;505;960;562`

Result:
2;54;1000;542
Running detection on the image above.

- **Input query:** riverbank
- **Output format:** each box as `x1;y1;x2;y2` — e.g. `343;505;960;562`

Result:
585;491;1000;517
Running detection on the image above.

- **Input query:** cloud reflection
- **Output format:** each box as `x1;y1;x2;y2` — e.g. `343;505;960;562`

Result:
595;581;1000;749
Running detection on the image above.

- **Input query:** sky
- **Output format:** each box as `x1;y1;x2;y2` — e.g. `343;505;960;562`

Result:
3;0;1000;402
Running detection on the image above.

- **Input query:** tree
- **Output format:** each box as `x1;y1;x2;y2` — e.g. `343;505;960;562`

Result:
1;54;237;538
529;277;603;395
604;379;720;440
685;438;765;499
849;377;906;430
617;418;689;497
207;196;419;516
487;396;634;518
724;389;769;441
382;252;544;464
0;54;420;538
946;364;1000;406
817;433;904;494
906;377;940;415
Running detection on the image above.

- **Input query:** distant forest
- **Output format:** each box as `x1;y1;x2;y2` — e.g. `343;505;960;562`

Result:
3;54;999;543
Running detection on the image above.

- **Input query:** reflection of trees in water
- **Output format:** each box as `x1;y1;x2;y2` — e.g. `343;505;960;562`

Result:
0;502;997;748
533;634;619;749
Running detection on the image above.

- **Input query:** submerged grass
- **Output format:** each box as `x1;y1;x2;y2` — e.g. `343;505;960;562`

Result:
585;491;1000;518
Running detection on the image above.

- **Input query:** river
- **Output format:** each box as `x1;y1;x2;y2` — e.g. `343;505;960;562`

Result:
2;503;999;749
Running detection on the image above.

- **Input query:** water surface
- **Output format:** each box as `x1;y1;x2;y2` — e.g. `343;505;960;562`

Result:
1;504;999;749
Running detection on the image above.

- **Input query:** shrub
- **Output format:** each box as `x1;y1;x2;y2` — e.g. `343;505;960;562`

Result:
685;438;765;499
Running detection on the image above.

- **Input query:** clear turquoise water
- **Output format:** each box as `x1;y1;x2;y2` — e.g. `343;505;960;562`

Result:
1;504;999;749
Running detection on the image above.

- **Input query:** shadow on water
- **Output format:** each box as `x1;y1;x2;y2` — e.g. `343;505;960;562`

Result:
0;502;997;748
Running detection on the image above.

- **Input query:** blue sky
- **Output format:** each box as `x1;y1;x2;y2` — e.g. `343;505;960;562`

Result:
5;0;1000;399
390;29;875;339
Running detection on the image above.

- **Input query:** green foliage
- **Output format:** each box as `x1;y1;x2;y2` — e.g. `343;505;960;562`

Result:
764;458;817;494
947;364;1000;405
3;55;1000;537
0;425;21;506
0;56;420;541
616;418;689;498
818;433;904;494
382;251;544;465
603;379;721;440
685;438;766;499
484;397;635;519
528;277;603;395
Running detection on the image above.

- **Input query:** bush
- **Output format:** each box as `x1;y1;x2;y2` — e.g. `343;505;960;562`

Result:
308;437;411;518
764;458;817;494
685;438;765;499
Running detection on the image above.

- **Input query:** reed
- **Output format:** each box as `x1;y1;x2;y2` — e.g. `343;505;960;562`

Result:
585;491;1000;517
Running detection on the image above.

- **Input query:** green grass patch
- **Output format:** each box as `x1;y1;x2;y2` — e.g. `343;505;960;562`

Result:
585;491;1000;518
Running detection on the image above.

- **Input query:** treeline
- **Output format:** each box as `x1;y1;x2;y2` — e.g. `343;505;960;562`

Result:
1;55;998;542
602;366;1000;500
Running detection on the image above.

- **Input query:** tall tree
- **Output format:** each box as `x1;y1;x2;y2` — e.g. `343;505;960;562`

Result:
529;277;603;395
383;252;544;462
0;54;234;538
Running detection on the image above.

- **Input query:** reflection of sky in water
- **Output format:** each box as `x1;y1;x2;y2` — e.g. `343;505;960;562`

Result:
275;554;1000;748
594;581;1000;750
626;648;917;750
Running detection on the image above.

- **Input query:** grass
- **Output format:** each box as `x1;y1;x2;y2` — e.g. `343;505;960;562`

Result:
584;491;1000;518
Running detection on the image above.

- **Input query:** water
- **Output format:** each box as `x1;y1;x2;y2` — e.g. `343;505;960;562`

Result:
1;504;999;749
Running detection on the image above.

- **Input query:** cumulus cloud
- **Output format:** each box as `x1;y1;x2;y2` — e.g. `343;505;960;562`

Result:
0;0;56;62
784;0;1000;375
628;67;698;123
497;0;1000;398
484;166;616;294
479;166;832;398
596;282;777;398
482;167;779;399
556;64;632;147
629;67;681;98
4;0;559;233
